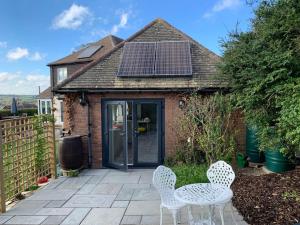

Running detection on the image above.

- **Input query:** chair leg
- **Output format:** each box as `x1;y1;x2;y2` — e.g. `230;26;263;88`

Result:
177;209;181;224
160;205;163;225
171;210;178;225
219;205;225;225
230;201;238;225
208;205;213;225
187;205;193;225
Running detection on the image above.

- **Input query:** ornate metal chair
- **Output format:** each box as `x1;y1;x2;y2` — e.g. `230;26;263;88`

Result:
152;165;186;225
207;160;237;225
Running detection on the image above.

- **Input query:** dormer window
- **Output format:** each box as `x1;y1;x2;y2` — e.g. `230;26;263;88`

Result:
57;67;67;83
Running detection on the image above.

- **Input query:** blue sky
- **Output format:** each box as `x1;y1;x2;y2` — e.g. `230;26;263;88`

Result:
0;0;254;95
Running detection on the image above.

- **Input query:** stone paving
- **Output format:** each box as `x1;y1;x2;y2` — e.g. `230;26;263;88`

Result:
0;169;248;225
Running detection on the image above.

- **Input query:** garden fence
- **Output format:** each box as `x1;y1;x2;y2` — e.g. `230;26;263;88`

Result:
0;116;56;213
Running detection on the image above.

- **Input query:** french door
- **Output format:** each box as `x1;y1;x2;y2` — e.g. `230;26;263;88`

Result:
103;99;163;169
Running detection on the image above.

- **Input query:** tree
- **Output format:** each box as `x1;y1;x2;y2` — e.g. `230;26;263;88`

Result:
220;0;300;154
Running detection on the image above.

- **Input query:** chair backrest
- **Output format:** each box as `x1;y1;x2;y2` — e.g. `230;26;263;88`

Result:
207;161;235;187
152;165;176;195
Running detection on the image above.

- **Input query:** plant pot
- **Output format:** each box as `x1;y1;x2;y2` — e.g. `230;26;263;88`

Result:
237;153;248;168
264;149;295;173
246;126;265;163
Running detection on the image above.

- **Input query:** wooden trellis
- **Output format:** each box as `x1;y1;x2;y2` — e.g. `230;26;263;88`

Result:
0;116;56;213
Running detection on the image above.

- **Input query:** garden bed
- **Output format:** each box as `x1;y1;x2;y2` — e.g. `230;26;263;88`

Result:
232;167;300;225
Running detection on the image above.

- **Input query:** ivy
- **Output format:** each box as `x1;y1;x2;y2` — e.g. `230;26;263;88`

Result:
32;114;54;172
220;0;300;155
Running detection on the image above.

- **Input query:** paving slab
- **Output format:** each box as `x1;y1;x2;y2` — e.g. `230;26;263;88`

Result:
80;169;109;176
35;208;73;216
56;176;91;190
5;216;47;224
41;216;66;225
101;174;140;184
91;183;123;195
80;208;125;225
63;194;115;208
76;184;96;195
121;215;141;225
43;177;67;190
27;190;76;201
0;216;12;224
111;201;129;208
116;184;150;201
5;200;49;215
125;201;162;216
45;201;66;208
140;215;174;225
131;188;160;201
61;208;91;225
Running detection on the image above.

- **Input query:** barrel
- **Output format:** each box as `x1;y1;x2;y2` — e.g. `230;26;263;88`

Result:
265;149;295;173
246;126;264;163
59;135;84;170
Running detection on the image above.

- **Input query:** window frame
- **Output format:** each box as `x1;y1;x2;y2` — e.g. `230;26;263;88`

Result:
57;67;68;83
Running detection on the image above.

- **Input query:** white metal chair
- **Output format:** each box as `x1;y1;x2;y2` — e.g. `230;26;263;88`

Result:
152;165;186;225
207;160;237;225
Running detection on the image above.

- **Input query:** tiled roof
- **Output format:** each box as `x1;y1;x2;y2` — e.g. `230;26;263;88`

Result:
54;18;225;92
37;87;52;99
48;35;123;66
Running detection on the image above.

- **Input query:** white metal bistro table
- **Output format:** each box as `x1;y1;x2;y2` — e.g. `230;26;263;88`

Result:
174;183;233;225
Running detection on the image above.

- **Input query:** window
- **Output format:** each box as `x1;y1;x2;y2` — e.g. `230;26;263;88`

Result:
57;67;67;83
39;100;52;115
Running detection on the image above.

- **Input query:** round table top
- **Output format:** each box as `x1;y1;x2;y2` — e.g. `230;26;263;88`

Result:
174;183;233;206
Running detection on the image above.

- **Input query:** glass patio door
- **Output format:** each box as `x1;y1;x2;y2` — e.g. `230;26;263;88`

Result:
104;101;128;170
133;101;162;166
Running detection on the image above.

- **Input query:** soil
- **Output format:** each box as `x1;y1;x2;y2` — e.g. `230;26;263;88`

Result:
232;167;300;225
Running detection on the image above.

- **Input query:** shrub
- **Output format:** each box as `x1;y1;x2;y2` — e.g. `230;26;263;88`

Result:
174;93;236;165
220;0;300;155
171;164;209;188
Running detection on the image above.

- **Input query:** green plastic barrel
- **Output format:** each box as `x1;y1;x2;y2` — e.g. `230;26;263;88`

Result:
246;126;264;163
265;149;295;173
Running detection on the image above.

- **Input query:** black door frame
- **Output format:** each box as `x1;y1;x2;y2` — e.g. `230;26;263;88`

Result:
102;98;165;168
102;101;128;170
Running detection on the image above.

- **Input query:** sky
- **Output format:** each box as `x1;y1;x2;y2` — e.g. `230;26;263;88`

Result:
0;0;255;95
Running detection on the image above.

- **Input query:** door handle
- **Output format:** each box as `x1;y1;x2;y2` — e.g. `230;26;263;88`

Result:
120;132;125;136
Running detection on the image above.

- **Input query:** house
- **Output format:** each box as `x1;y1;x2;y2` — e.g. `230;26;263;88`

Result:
38;35;124;129
53;18;245;169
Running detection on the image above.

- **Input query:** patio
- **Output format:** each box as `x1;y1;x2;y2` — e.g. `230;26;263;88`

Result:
0;169;248;225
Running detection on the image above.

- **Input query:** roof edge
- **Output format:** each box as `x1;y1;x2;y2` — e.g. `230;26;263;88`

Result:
53;18;221;92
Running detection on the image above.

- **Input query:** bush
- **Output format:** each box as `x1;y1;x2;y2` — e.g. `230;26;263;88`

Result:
0;109;38;118
170;164;209;188
220;0;300;155
174;93;236;165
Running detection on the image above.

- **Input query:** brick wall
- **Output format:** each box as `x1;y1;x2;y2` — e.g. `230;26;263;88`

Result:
63;92;246;168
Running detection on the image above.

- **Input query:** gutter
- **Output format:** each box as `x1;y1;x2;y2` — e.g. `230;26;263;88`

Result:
79;92;93;168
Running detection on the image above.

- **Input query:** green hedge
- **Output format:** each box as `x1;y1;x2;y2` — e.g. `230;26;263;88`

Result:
0;109;38;118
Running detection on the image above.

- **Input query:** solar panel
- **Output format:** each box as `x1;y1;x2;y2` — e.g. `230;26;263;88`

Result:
155;41;192;76
117;42;156;76
77;45;102;59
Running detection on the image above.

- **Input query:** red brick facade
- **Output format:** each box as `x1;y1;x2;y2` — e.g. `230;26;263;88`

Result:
64;92;246;168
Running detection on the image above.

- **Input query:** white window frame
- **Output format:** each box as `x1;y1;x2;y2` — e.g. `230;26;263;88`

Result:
38;99;52;115
57;67;68;83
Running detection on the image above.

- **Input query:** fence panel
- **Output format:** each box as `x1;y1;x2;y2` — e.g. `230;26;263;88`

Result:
0;116;56;212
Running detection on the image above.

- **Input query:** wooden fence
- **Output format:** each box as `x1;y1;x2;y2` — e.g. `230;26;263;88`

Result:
0;116;56;213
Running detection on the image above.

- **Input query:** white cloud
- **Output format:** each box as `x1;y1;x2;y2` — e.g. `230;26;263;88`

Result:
0;41;7;48
52;4;91;30
111;12;129;34
6;48;44;61
0;72;20;82
6;47;29;61
203;0;241;18
0;72;49;95
28;52;44;61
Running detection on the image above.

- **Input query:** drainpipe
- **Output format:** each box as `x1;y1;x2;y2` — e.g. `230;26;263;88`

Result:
79;92;93;168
